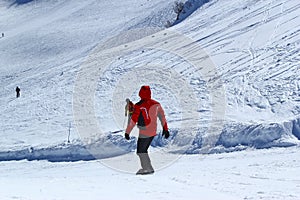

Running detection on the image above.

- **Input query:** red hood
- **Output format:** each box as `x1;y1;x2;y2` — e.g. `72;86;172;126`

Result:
139;85;151;100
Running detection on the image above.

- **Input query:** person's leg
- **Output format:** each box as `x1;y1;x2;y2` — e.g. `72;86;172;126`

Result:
137;136;154;154
136;136;154;174
138;153;153;171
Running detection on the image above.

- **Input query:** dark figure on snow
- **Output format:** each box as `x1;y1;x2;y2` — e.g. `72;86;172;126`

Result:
125;98;134;126
1;33;4;37
16;86;20;98
125;85;170;175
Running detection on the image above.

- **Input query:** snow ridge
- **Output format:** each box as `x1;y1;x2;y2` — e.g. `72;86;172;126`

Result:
0;133;136;162
1;119;299;162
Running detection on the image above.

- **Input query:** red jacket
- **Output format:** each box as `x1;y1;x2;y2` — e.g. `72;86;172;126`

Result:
125;86;168;137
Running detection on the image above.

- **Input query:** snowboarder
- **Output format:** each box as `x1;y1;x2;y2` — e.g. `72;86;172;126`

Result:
125;85;170;175
16;86;20;98
125;98;134;126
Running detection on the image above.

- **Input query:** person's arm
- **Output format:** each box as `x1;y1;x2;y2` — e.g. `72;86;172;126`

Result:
157;104;168;131
158;104;169;138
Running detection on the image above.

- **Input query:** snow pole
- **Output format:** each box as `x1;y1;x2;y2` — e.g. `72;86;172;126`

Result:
67;121;71;143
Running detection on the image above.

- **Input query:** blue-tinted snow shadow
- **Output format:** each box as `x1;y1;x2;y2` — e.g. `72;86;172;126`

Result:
8;0;36;8
173;0;209;26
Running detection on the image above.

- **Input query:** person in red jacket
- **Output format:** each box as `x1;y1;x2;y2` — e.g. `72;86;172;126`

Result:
125;85;170;175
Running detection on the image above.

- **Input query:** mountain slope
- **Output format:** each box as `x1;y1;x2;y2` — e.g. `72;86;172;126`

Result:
0;0;299;156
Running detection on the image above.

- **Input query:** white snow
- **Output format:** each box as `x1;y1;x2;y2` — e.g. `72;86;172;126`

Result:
0;147;300;200
0;0;300;199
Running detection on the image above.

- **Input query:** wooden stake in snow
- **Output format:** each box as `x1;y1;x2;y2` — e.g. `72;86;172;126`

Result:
67;122;71;143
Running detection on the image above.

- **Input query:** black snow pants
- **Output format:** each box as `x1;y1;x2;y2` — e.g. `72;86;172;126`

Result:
137;136;154;171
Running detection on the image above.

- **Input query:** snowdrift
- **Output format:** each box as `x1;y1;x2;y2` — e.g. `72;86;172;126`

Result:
1;118;299;162
0;133;136;162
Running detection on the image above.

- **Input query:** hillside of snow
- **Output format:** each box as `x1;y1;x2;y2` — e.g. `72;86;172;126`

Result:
0;0;178;150
1;0;299;158
1;0;300;199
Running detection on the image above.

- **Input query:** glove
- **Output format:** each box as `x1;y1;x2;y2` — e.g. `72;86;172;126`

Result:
162;130;170;139
125;133;130;140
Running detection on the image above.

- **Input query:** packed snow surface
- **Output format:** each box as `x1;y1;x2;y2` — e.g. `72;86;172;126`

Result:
0;0;300;199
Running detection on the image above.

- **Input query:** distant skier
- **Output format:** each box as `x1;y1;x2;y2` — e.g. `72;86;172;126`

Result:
125;85;170;175
124;98;134;126
1;33;4;37
16;86;20;98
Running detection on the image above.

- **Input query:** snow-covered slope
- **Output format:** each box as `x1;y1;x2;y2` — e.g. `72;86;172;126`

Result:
175;0;300;152
1;0;300;199
0;0;178;149
0;0;299;159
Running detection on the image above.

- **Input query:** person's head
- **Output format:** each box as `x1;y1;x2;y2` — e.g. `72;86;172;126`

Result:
126;98;130;103
139;85;151;100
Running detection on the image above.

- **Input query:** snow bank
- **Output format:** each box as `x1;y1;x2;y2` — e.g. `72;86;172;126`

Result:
156;119;300;154
292;118;300;139
2;119;298;162
0;143;94;162
186;119;300;154
0;133;136;162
